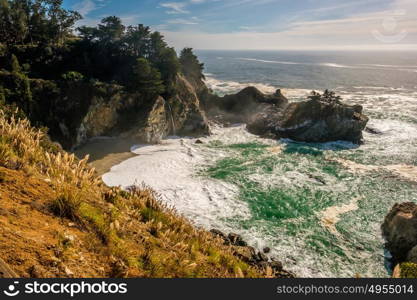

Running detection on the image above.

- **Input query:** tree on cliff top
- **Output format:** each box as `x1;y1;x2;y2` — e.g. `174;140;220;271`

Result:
0;0;81;46
308;90;342;104
130;58;165;98
179;48;205;81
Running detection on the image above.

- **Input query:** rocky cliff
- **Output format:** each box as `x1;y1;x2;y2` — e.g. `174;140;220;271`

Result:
382;202;417;278
56;74;210;149
382;202;417;264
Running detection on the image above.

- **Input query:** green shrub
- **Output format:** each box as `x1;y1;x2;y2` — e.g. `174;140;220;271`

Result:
62;71;85;82
401;262;417;278
50;186;83;221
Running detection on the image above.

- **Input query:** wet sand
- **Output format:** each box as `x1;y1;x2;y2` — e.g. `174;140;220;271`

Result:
74;137;140;175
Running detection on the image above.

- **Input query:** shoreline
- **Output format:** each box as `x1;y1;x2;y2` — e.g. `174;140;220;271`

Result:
74;137;140;175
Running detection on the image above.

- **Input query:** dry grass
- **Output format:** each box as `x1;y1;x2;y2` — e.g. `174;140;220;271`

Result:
0;109;266;278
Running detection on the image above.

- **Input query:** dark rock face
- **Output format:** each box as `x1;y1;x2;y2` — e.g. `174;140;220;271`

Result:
209;229;295;278
128;96;169;144
206;87;289;125
406;246;417;264
382;202;417;263
267;99;369;144
72;74;209;148
167;74;210;137
228;233;248;247
207;86;368;144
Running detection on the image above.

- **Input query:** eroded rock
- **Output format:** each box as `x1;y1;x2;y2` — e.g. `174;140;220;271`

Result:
382;202;417;263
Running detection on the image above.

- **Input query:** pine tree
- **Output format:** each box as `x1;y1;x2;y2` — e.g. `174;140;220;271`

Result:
179;48;205;80
131;58;165;97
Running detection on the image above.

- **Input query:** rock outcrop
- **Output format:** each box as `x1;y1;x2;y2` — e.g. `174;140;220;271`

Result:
206;86;368;144
382;202;417;263
261;98;369;143
66;74;209;149
166;74;210;137
210;229;295;278
128;96;169;144
206;87;289;125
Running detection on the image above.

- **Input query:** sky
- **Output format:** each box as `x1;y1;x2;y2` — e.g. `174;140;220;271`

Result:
63;0;417;50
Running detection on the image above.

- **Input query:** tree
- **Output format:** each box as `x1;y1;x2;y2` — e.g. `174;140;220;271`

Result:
97;16;125;43
131;58;165;97
308;90;342;104
0;0;81;46
77;25;99;41
61;71;84;82
156;47;180;82
148;31;167;63
179;48;205;80
124;24;151;57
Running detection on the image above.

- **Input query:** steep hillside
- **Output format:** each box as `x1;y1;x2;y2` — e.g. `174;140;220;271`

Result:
0;109;273;278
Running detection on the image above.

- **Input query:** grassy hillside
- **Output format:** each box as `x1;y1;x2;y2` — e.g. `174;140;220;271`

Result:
0;108;267;278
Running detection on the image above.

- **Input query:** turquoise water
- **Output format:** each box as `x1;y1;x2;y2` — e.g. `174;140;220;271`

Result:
199;137;417;277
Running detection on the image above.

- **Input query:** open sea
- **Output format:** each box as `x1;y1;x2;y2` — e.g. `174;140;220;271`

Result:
102;50;417;278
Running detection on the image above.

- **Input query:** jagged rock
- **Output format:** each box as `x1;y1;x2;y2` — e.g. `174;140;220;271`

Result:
167;74;210;137
270;261;283;272
207;86;368;143
195;139;204;144
60;74;210;149
406;246;417;264
206;87;289;124
256;252;269;262
263;247;271;254
233;246;257;264
74;84;130;147
382;202;417;263
228;233;248;247
210;229;228;240
248;97;368;144
131;96;169;144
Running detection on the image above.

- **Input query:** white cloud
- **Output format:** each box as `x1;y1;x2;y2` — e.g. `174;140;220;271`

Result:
160;2;190;14
73;0;97;16
162;0;417;50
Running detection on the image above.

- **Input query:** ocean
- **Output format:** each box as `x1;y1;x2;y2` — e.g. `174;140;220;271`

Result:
102;50;417;278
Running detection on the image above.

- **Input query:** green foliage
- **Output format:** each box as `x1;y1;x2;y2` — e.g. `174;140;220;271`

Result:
0;0;81;47
131;58;165;97
61;71;84;82
97;16;125;43
11;54;21;73
0;1;187;146
74;17;180;91
0;85;5;104
0;71;32;114
123;24;151;56
400;263;417;278
308;89;342;104
179;48;205;80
